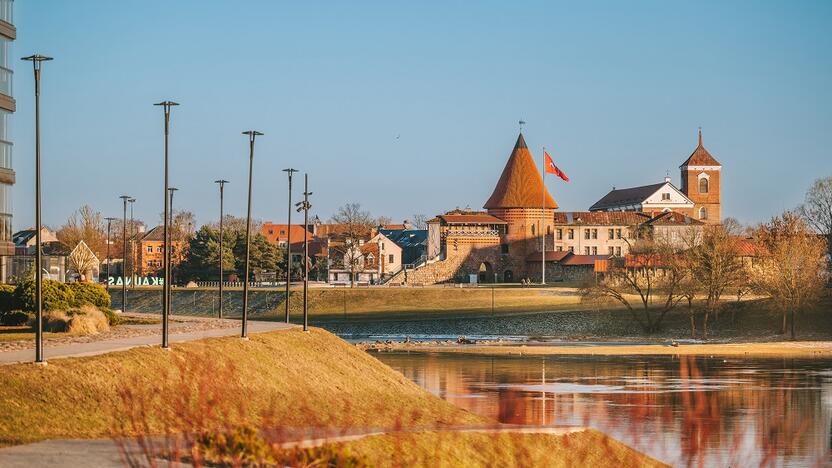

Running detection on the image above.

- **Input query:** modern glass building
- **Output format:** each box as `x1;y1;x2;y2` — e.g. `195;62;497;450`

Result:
0;0;12;257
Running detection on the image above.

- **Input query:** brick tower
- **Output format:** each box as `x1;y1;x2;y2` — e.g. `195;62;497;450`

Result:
679;129;721;224
484;133;558;279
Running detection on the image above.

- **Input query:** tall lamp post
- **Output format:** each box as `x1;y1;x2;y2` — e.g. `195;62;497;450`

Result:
167;187;178;316
119;195;131;313
214;179;229;318
154;100;178;349
241;130;263;338
22;54;52;364
282;168;298;323
295;174;312;332
128;197;136;288
104;217;116;292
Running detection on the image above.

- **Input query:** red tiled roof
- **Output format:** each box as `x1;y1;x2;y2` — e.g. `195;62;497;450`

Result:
381;224;407;230
525;250;571;262
484;133;558;210
733;237;769;257
261;223;314;244
553;211;651;226
435;210;508;225
680;129;721;167
644;211;703;225
561;254;609;266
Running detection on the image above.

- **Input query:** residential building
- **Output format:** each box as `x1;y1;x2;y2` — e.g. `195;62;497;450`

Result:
379;227;428;265
261;223;314;248
4;227;67;282
0;0;13;259
138;226;187;276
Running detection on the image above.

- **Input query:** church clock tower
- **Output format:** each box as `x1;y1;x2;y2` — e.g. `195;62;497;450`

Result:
679;129;722;224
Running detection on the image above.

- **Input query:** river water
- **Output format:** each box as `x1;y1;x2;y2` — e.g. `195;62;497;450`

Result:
372;351;832;467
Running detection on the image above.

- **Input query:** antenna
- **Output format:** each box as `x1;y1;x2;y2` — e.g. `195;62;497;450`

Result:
519;119;526;133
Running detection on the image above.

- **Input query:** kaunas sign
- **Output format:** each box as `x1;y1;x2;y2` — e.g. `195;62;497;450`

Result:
107;276;164;286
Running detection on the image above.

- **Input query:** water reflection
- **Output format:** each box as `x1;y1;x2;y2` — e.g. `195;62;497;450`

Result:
374;352;832;467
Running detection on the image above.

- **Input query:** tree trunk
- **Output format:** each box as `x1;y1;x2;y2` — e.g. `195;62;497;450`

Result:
790;309;796;340
690;313;696;339
781;312;787;335
703;312;709;339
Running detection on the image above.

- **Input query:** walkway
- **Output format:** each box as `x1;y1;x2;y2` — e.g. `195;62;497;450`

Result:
0;319;294;365
0;426;586;468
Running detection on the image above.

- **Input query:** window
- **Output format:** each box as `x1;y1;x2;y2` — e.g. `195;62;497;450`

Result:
584;247;590;255
268;229;273;235
568;246;574;253
568;229;574;240
591;229;598;240
388;254;394;264
556;229;562;240
584;230;590;240
147;246;153;253
699;207;708;220
661;192;671;201
608;229;614;240
615;246;621;256
616;228;622;239
608;247;614;255
592;247;598;255
699;178;709;194
157;246;163;253
147;261;152;267
531;224;536;236
557;245;563;252
501;244;509;254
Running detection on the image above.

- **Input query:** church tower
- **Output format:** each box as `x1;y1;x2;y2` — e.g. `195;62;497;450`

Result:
679;129;721;224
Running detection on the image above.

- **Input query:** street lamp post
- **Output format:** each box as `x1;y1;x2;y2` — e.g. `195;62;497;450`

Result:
241;130;263;339
214;179;229;319
295;174;312;332
167;187;178;316
128;197;135;289
282;168;298;323
119;195;131;313
104;217;116;292
22;54;53;364
154;100;178;349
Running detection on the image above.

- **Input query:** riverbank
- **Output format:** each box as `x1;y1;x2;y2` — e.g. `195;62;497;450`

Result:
362;340;832;357
0;327;663;466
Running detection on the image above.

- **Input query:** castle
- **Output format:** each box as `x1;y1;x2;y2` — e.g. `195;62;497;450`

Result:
391;131;718;285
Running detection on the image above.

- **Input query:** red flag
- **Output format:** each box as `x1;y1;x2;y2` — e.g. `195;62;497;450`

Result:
544;151;569;181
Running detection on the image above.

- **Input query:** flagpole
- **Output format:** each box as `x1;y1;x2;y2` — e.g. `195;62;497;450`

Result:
541;147;545;285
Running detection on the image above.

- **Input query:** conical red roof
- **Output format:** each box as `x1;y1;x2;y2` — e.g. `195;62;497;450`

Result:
484;133;558;210
680;129;721;167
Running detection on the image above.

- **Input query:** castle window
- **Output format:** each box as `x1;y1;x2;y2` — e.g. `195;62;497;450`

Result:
699;177;709;194
699;207;708;220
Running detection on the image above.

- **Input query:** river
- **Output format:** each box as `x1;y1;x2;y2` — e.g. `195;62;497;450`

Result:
372;351;832;467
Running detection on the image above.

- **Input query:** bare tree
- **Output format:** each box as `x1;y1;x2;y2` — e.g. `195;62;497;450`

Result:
67;240;99;282
207;215;262;234
752;212;828;339
330;203;374;287
412;214;429;230
57;205;107;259
375;215;393;227
586;231;688;333
799;176;832;261
684;224;746;337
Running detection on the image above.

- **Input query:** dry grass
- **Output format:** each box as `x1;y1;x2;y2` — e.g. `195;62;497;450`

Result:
0;327;483;446
39;306;110;335
337;429;667;467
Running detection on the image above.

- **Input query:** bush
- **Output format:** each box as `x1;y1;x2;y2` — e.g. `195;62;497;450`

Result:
0;284;17;312
34;306;110;335
69;282;111;309
100;307;122;326
14;278;75;312
0;310;34;326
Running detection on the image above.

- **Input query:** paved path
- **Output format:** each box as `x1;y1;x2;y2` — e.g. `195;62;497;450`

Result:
0;426;586;468
0;320;294;365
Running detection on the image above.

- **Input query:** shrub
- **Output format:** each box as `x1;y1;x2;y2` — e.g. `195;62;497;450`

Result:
69;282;111;309
33;306;110;335
0;310;34;326
0;284;17;312
14;278;75;312
100;307;122;326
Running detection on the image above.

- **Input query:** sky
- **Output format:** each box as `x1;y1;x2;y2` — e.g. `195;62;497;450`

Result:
11;0;832;230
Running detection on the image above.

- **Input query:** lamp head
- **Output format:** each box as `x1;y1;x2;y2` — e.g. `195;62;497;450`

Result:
119;195;132;201
214;179;230;185
21;55;53;70
154;101;179;108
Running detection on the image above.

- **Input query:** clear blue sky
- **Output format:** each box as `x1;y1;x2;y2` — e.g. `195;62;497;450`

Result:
11;0;832;230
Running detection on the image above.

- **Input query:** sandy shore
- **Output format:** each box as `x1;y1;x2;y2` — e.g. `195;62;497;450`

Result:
362;340;832;357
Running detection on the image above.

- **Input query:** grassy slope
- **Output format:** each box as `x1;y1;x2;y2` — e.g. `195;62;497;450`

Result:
340;430;667;467
0;328;484;445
